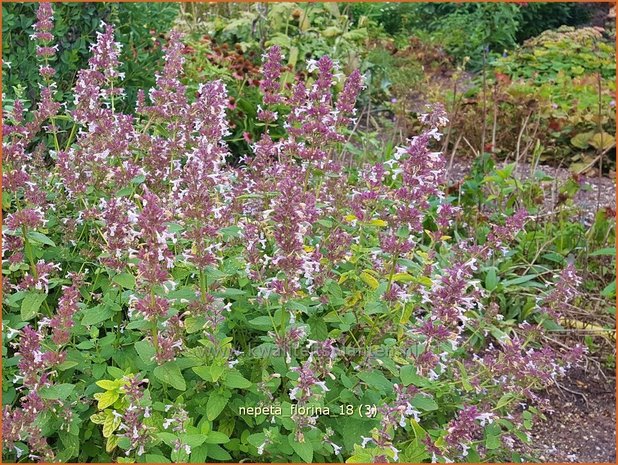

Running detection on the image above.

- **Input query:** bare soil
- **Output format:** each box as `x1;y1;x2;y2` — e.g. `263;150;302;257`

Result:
520;367;616;463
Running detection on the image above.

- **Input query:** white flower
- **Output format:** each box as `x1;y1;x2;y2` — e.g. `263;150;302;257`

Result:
163;418;174;429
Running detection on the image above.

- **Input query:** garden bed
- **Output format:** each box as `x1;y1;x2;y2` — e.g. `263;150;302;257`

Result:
2;3;615;463
520;367;616;463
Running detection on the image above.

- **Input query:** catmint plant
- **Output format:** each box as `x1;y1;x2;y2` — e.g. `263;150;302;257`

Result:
1;4;587;463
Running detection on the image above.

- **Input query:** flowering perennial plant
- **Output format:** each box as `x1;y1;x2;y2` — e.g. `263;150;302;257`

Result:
2;5;585;463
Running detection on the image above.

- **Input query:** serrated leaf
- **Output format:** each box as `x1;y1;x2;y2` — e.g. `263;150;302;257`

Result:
153;361;186;391
206;444;232;461
190;445;208;463
289;433;313;462
206;392;229;421
223;370;251;389
411;394;438;411
94;390;119;409
102;412;121;438
21;292;47;320
39;383;75;400
181;433;208;448
81;304;114;326
112;272;135;290
485;432;500;449
205;431;229;444
400;365;430;387
357;370;392;393
570;131;593;149
107;366;125;378
247;315;273;330
90;412;108;425
106;435;119;453
96;379;121;391
135;339;156;365
57;361;79;371
194;365;225;383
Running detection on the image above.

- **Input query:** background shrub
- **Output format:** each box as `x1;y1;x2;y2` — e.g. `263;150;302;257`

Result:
2;2;179;109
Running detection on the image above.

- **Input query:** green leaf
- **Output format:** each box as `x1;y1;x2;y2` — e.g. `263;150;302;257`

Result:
193;366;212;382
485;268;498;291
112;272;135;290
265;32;291;48
456;361;473;392
602;281;616;298
211;288;246;299
502;275;538;287
145;454;171;463
590;247;616;257
57;430;79;461
205;431;229;444
57;361;79;371
589;131;615;151
357;370;392;393
411;394;438;411
157;432;178;446
223;370;252;389
94;390;119;409
496;393;516;410
107;366;125;379
289;433;313;462
346;444;373;463
342;28;368;41
206;444;231;461
117;436;131;450
570;131;593;149
193;365;225;383
103;412;122;438
206;392;229;421
485;431;501;449
392;272;415;283
96;379;120;391
181;433;208;448
189;446;208;463
400;365;430;387
81;304;114;326
135;339;156;365
247;316;274;330
359;271;379;290
153;361;186;391
288;46;299;68
26;231;56;247
21;292;47;320
210;366;225;382
39;383;75;400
